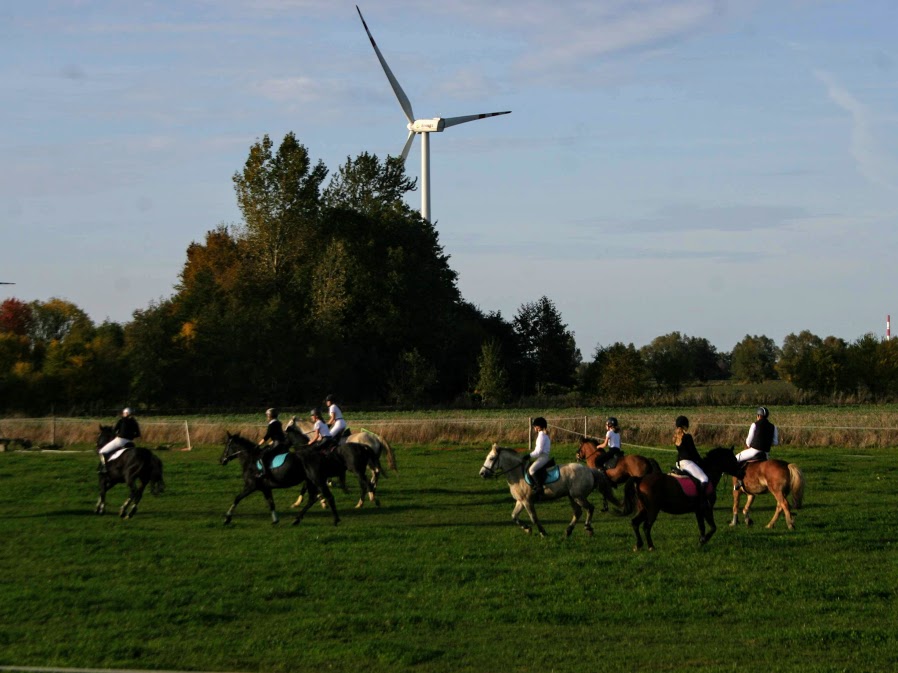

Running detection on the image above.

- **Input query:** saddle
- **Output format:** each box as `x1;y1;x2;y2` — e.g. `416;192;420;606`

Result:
602;451;622;470
669;472;713;498
524;459;560;487
106;444;134;462
255;452;289;473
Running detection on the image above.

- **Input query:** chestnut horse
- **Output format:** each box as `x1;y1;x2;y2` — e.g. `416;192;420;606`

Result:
724;452;805;530
621;447;733;551
575;436;663;485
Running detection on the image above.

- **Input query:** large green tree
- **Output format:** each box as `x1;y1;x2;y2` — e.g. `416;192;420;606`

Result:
731;334;779;383
512;296;580;394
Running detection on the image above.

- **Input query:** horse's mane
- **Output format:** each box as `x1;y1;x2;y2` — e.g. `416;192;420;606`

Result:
227;432;258;451
579;436;600;446
704;446;736;471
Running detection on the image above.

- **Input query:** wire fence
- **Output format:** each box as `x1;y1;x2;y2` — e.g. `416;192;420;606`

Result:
3;413;898;451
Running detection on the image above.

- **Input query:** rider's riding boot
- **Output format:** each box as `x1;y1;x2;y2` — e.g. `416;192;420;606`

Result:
531;475;544;500
98;456;108;474
734;466;746;492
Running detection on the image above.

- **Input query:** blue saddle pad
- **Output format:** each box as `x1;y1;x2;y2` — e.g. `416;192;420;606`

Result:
255;453;288;471
524;465;561;486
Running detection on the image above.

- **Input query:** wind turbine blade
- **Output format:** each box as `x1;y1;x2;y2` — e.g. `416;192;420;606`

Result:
442;111;511;129
399;131;415;162
356;6;415;124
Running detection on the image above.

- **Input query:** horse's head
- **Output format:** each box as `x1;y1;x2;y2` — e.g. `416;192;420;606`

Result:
284;416;311;447
575;436;600;461
220;431;255;466
704;446;738;479
480;443;523;479
96;425;115;451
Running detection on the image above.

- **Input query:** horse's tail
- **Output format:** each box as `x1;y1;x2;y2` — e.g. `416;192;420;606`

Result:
647;457;663;474
150;453;165;495
364;444;382;475
621;477;641;516
788;463;804;510
363;430;396;473
590;469;621;508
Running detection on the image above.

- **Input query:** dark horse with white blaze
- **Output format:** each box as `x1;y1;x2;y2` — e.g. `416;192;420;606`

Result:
219;432;339;526
95;425;165;518
621;447;735;551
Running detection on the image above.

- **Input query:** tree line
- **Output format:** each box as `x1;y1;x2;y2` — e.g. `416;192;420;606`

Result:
2;134;897;413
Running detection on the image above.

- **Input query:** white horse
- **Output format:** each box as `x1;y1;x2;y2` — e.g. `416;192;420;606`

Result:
479;443;619;537
285;416;397;507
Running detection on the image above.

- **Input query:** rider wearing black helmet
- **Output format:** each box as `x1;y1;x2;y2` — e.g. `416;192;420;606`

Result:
308;407;336;453
528;417;552;496
258;407;287;479
673;415;710;514
593;416;623;470
325;394;347;439
734;406;779;491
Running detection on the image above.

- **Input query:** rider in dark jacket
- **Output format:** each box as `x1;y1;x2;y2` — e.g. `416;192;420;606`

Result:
258;408;287;479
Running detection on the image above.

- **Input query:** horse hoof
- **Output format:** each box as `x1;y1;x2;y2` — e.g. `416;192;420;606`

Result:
355;501;363;509
223;518;231;525
648;546;655;552
374;499;381;508
632;546;641;552
292;517;302;526
585;527;594;537
565;528;574;538
333;518;341;527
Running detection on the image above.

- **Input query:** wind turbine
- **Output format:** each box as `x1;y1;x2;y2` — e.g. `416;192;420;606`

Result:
356;6;510;222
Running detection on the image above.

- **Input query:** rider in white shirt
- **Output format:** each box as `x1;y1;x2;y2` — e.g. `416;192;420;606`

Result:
325;394;347;439
528;416;552;496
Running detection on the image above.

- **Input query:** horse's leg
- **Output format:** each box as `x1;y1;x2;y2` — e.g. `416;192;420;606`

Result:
701;502;717;544
730;478;741;526
510;500;531;534
126;482;147;519
224;483;256;525
565;496;582;538
352;467;369;509
96;476;108;514
743;494;756;526
630;506;647;551
643;509;658;551
767;489;794;530
291;482;308;508
320;482;340;526
580;497;595;536
259;485;279;524
521;499;547;537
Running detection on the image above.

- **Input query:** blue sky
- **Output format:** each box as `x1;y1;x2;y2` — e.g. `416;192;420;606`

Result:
2;0;897;356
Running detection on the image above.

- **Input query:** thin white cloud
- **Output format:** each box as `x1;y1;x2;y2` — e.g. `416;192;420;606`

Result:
815;69;897;193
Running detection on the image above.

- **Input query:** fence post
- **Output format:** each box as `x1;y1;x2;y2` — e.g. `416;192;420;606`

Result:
185;421;192;450
528;417;533;453
584;416;588;437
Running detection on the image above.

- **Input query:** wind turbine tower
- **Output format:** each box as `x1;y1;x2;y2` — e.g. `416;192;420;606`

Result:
356;6;510;222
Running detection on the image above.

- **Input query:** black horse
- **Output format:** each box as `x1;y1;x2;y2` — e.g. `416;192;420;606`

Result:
219;432;340;526
284;424;382;508
95;425;165;518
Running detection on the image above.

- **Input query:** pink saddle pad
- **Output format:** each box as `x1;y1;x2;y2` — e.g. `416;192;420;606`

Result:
673;475;713;498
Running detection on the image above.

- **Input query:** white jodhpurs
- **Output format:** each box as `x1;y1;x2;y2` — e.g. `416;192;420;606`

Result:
99;436;130;459
736;448;767;464
677;459;708;485
528;454;551;476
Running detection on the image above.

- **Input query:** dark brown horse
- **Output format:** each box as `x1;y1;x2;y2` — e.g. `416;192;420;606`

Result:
724;451;805;530
621;447;733;551
95;425;165;518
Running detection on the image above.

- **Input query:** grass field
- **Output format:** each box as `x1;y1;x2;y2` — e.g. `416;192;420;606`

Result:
0;438;896;673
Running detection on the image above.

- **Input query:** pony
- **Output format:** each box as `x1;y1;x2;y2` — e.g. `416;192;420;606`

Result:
95;425;165;518
283;420;382;508
219;432;339;527
575;436;663;509
479;443;619;538
720;450;805;530
621;447;735;551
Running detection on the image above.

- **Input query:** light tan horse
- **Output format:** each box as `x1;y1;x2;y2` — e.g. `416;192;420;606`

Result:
479;443;618;538
730;457;805;530
285;417;397;508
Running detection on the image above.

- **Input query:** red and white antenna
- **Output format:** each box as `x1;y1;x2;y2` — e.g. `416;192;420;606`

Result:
888;315;891;341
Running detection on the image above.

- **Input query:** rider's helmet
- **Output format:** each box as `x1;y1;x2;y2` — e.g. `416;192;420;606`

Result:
532;416;547;430
310;407;322;418
122;407;133;416
606;416;619;428
325;393;336;405
675;415;690;429
266;408;278;419
756;406;769;418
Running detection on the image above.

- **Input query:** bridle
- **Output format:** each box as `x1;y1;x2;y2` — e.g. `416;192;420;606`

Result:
577;440;600;462
481;447;525;478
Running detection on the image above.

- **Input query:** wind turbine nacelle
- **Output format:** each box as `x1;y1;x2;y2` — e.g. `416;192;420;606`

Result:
409;118;445;133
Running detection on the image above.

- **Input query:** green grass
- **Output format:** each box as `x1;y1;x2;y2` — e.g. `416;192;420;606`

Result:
1;443;896;673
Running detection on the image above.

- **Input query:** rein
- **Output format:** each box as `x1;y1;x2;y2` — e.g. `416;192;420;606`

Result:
484;448;526;477
577;441;601;461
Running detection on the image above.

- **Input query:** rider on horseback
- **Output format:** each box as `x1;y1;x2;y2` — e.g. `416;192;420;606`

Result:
325;394;348;440
258;408;287;479
528;417;552;497
593;416;623;471
673;415;710;514
98;407;141;473
309;408;337;454
734;406;779;491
